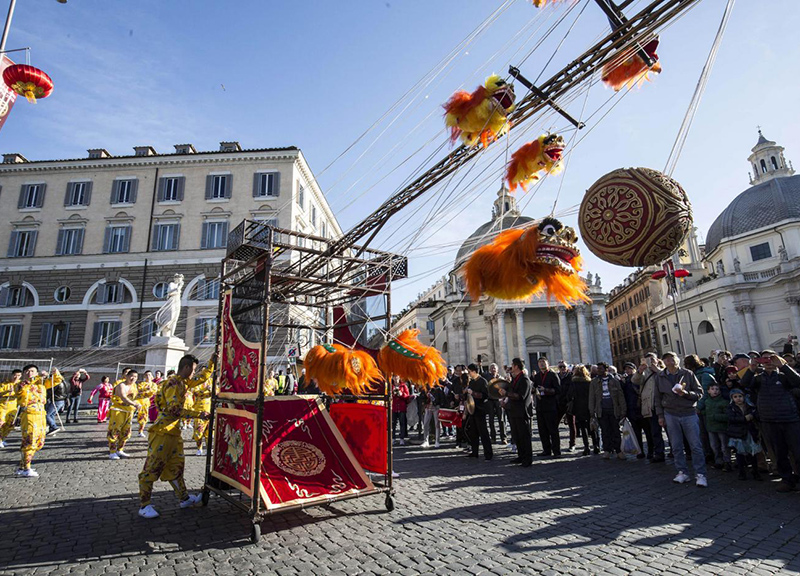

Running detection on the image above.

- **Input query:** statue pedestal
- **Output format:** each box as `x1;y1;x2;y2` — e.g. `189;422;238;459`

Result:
145;336;189;373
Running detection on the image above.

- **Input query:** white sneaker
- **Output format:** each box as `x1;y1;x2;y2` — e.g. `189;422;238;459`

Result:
138;431;146;438
696;474;708;488
391;471;400;478
509;444;517;453
17;468;39;478
0;440;5;448
46;428;60;436
434;442;440;448
196;449;205;456
109;453;120;460
399;439;405;446
673;471;691;484
138;504;159;519
420;442;430;448
117;451;131;458
179;493;203;508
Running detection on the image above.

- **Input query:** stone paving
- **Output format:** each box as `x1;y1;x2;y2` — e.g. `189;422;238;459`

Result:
1;414;799;575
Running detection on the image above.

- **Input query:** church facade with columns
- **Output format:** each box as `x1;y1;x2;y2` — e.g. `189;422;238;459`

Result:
393;188;613;369
649;131;800;356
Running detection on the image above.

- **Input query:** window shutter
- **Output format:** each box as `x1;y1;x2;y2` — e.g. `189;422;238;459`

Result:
205;175;213;200
157;178;166;202
196;278;206;300
17;185;26;209
194;319;204;345
201;222;209;249
112;321;122;346
103;227;112;253
272;172;280;196
91;322;101;346
75;229;85;255
95;285;106;305
0;286;7;307
11;325;21;349
59;323;70;347
253;173;261;197
172;223;181;250
220;221;229;247
40;323;53;348
140;319;151;345
26;231;37;257
111;181;119;204
84;181;93;206
56;229;65;255
122;226;131;253
6;231;17;257
151;225;160;251
36;183;46;208
115;284;125;304
18;287;27;307
64;183;73;206
225;174;233;199
130;179;138;204
177;177;185;201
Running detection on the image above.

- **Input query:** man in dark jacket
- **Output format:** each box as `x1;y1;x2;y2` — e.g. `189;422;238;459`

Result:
621;362;649;459
654;352;707;487
533;357;561;457
466;364;493;460
556;361;576;451
485;363;507;445
741;351;800;492
589;363;626;459
505;357;533;466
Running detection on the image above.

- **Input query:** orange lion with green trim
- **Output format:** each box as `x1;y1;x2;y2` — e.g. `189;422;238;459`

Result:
377;329;447;390
304;344;384;396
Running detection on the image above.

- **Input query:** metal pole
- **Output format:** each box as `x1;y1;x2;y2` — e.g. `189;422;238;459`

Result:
670;284;687;356
0;0;17;54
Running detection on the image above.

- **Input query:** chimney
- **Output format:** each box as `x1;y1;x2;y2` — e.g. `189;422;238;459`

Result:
174;144;196;154
3;153;28;163
219;141;242;152
87;148;111;159
133;146;157;157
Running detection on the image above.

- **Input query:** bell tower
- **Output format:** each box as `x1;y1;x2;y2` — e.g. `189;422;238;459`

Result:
748;129;794;185
492;184;520;220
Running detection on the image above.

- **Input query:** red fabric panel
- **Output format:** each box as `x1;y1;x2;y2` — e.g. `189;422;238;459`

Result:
218;292;260;397
212;411;256;494
438;408;463;428
329;402;388;474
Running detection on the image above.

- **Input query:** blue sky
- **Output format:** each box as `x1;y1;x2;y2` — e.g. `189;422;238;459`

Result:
2;0;799;309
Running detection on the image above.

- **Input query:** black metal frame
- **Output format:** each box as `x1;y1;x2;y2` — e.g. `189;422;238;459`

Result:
202;220;405;541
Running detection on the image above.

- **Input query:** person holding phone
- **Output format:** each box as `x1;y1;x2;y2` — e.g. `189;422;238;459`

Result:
633;353;665;462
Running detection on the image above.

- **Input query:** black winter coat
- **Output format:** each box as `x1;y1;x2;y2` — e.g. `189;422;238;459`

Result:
727;402;760;441
568;377;592;421
741;366;800;423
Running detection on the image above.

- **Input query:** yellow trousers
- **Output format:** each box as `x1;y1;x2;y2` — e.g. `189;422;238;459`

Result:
0;399;17;440
107;407;134;453
193;419;209;449
136;399;150;432
19;409;45;470
138;432;187;507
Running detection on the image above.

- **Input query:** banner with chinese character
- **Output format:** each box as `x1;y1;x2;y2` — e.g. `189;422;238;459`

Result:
0;57;18;132
210;407;257;496
218;290;261;400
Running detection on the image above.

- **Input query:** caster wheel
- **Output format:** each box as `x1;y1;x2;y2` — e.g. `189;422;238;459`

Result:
201;490;209;507
384;494;395;512
250;523;261;544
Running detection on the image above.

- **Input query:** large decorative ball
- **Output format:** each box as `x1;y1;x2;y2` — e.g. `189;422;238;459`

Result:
579;167;692;267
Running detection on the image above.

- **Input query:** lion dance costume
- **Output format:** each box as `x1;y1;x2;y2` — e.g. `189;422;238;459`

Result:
0;376;19;445
444;75;515;147
138;361;214;510
135;380;158;436
191;373;214;453
378;329;447;390
304;343;384;396
17;372;62;472
506;134;565;191
463;217;589;306
601;37;661;92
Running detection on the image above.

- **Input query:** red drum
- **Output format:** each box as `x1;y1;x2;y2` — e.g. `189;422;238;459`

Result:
438;408;462;428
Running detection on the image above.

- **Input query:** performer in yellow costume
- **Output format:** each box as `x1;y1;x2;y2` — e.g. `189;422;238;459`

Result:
135;371;158;438
107;370;139;459
138;354;214;519
0;369;21;447
16;365;62;477
192;370;214;456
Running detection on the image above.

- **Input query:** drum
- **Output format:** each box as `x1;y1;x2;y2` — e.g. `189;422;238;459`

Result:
438;408;462;428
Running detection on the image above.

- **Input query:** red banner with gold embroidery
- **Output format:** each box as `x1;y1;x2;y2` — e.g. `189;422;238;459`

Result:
218;290;260;400
329;402;388;474
259;397;374;510
210;407;257;496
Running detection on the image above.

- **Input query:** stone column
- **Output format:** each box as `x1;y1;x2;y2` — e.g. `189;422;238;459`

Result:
496;309;509;367
484;314;496;365
576;305;592;364
557;307;571;361
592;312;609;363
786;297;800;340
514;308;526;363
453;314;468;363
735;304;759;351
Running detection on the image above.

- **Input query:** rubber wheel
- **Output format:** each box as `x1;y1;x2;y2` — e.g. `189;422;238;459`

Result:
385;494;395;512
250;523;261;544
201;490;209;507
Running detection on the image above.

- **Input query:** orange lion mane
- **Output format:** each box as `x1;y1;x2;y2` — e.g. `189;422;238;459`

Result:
378;329;447;390
602;38;662;92
443;86;488;144
304;344;384;396
463;226;589;306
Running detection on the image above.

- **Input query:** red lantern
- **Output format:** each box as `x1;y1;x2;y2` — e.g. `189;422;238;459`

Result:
3;64;53;103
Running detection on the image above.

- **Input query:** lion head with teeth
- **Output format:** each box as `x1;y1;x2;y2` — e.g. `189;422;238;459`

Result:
506;133;566;191
462;216;590;307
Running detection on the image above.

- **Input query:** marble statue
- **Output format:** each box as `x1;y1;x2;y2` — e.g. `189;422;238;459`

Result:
716;260;725;276
779;245;789;262
733;258;741;273
154;274;185;338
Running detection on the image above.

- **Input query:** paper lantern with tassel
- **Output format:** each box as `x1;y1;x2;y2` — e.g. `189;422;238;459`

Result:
304;344;384;396
378;329;447;389
3;64;53;103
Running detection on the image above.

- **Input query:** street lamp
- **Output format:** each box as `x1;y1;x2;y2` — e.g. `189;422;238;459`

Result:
652;262;692;355
1;0;67;53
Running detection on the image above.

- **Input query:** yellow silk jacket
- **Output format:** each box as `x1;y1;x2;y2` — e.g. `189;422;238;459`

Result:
150;362;215;437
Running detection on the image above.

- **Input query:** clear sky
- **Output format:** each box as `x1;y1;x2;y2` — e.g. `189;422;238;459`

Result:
2;0;798;311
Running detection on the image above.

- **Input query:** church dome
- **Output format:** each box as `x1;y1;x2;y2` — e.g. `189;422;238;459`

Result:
705;131;797;254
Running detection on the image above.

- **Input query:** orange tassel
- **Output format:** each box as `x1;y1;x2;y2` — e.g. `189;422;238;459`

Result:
531;0;566;7
378;329;447;390
462;221;590;307
602;37;662;92
304;344;384;396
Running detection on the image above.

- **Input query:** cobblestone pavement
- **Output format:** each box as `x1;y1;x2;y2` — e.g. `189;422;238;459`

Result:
1;414;800;575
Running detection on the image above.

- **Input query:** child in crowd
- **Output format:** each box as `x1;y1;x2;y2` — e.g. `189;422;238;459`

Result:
726;388;762;481
698;383;732;471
